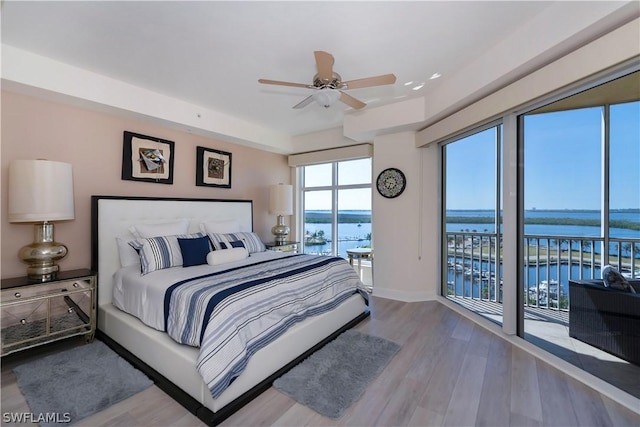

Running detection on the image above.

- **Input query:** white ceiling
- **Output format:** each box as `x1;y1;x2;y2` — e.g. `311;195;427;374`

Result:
1;1;560;138
2;1;549;135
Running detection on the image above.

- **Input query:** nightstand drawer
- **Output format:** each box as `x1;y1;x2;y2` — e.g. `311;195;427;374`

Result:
264;241;299;253
1;300;48;348
269;244;298;252
50;291;93;331
1;279;92;301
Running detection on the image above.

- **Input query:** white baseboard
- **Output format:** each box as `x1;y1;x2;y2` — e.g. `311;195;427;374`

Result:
371;287;437;302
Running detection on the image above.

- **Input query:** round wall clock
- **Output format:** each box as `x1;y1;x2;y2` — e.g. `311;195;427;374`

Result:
376;168;406;198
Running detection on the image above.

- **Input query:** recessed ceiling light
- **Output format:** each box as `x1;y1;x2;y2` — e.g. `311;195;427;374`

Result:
404;81;414;86
429;73;442;80
412;83;425;91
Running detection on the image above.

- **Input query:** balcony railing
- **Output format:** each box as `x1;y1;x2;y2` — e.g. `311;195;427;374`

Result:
446;232;501;304
446;232;640;311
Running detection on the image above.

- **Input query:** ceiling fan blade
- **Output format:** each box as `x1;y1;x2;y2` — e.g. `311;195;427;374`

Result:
339;91;366;110
314;51;334;82
341;73;397;90
258;79;312;89
293;95;314;109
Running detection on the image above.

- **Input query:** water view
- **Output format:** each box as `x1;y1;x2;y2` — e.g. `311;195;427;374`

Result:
446;209;640;309
301;207;639;308
446;209;640;238
303;210;371;258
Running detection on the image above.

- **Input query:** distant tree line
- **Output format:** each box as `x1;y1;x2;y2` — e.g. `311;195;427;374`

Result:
305;211;639;230
306;212;371;224
446;216;640;231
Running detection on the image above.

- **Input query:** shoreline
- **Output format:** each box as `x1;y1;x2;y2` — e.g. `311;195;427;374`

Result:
446;216;640;231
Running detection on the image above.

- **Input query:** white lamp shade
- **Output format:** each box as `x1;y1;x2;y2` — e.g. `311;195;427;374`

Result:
9;160;75;222
269;184;293;216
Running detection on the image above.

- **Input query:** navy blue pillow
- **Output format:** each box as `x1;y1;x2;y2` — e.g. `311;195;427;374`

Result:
178;236;211;267
229;240;246;249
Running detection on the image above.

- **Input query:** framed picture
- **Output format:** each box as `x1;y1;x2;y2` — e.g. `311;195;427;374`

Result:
196;146;232;188
122;131;174;184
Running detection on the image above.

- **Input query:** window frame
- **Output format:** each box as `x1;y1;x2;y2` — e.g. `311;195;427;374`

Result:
439;64;639;338
299;158;372;257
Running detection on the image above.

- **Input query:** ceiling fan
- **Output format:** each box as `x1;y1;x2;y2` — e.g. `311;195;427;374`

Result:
258;51;396;110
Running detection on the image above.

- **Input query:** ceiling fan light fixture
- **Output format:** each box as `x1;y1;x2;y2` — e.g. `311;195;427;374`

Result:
313;89;341;108
259;51;394;110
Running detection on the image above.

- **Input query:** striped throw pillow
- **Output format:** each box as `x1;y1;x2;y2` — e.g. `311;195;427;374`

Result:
207;232;265;254
130;232;207;275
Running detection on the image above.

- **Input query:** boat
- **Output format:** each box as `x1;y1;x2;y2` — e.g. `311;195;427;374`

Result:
621;269;640;280
527;280;561;305
538;280;558;292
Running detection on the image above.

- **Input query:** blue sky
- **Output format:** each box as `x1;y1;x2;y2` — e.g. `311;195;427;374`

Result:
304;159;372;210
446;101;640;211
303;101;639;213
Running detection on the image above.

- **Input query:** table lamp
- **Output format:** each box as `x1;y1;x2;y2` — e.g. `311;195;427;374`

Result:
8;159;75;281
269;183;293;245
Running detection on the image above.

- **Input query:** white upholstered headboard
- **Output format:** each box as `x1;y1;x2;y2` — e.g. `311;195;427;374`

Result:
91;196;254;306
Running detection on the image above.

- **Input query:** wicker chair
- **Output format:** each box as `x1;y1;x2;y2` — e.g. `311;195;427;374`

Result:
569;279;640;366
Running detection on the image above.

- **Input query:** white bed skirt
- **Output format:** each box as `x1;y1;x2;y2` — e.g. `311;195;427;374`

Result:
98;293;367;413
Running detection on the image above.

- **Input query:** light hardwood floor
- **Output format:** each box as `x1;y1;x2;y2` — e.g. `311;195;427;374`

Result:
2;297;639;426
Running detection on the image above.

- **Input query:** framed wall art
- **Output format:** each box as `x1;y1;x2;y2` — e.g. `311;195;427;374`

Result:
196;146;232;188
122;131;175;184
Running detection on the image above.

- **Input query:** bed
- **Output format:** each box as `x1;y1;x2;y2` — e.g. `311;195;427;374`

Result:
91;196;369;425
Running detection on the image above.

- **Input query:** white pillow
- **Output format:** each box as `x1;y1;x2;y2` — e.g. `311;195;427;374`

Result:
116;237;140;267
199;219;241;235
206;247;248;266
129;220;189;239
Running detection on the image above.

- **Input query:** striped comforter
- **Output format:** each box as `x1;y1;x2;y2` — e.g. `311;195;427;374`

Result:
163;254;368;398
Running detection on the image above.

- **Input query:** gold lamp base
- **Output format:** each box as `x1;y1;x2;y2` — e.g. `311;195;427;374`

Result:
18;222;68;282
271;215;290;245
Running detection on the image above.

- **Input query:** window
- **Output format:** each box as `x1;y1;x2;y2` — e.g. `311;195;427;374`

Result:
442;125;504;324
301;158;372;258
440;69;640;398
522;107;603;310
609;101;640;242
522;77;640;314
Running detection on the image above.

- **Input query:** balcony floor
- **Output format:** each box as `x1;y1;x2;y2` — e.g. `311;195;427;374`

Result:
448;296;640;400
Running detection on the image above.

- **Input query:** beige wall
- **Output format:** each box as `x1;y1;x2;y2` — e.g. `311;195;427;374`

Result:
371;131;438;301
1;91;291;279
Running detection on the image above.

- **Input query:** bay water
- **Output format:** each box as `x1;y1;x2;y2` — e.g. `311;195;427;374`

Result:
305;209;639;299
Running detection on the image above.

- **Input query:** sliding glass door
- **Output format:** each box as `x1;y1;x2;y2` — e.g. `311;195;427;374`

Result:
442;125;504;324
439;69;640;398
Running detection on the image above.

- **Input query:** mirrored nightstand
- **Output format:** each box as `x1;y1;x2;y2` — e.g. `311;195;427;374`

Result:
264;241;299;253
1;269;97;356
